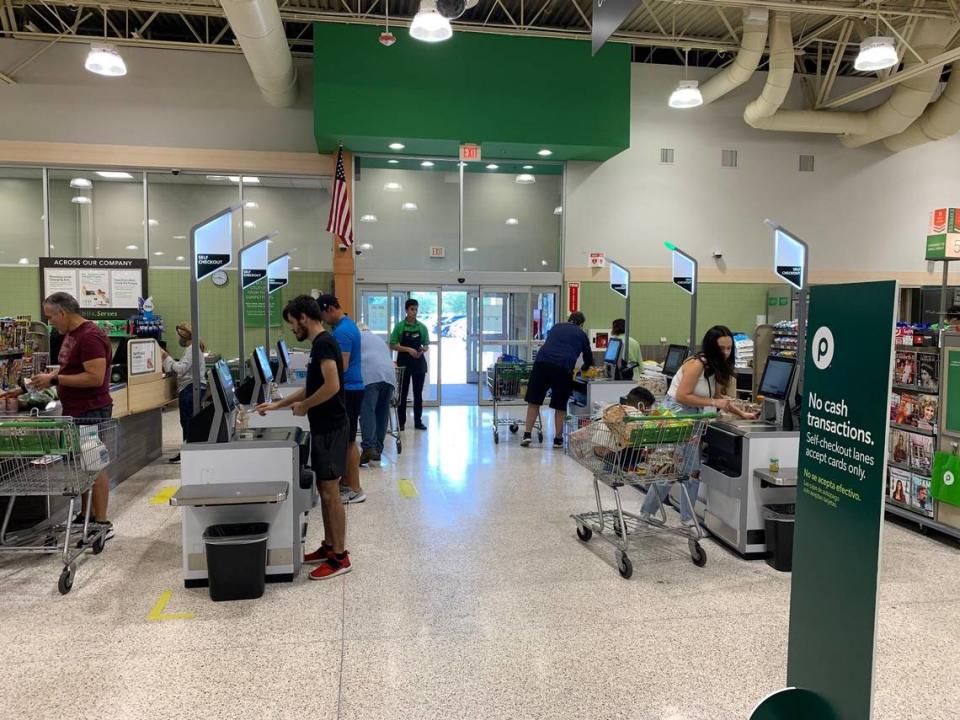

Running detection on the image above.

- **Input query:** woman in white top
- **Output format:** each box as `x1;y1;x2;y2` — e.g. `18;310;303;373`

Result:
161;321;206;464
640;325;755;525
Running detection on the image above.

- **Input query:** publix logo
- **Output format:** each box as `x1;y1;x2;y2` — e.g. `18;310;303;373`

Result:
945;471;956;487
811;326;835;370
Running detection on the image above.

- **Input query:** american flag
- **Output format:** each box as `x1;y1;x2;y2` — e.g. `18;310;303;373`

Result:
326;146;353;248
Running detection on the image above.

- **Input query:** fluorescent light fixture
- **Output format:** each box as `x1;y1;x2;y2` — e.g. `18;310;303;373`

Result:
389;142;406;150
293;266;301;270
69;178;92;189
360;214;378;223
125;244;139;250
243;220;256;229
244;201;259;209
240;176;259;184
173;235;186;240
537;148;552;157
464;247;478;252
388;159;400;164
668;80;703;109
85;44;127;77
421;161;435;167
176;256;185;261
360;243;373;250
153;251;164;256
17;258;29;265
71;196;92;205
95;171;133;179
554;206;563;215
854;36;899;71
515;173;536;184
485;164;499;170
402;202;419;211
410;0;453;43
384;182;402;192
505;217;519;225
522;165;534;170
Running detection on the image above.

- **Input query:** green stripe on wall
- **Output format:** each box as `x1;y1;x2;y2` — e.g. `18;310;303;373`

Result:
575;281;769;345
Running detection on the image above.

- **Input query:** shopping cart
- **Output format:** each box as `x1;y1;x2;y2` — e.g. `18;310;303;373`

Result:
567;412;715;579
388;366;404;455
0;417;119;594
486;361;542;444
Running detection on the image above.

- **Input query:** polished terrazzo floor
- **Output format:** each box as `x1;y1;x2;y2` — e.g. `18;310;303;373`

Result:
0;405;958;719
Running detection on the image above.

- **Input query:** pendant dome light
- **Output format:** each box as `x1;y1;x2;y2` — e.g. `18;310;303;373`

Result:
85;44;127;77
410;0;453;43
668;49;702;109
854;3;899;72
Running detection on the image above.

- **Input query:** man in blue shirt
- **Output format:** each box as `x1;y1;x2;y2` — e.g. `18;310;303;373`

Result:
318;294;366;504
522;311;593;448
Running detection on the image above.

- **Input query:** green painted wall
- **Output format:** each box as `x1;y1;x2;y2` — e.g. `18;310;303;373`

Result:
575;281;769;345
313;24;630;161
0;267;42;319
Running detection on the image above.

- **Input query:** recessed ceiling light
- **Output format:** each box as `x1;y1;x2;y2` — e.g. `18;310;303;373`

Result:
17;258;29;265
173;235;186;240
85;44;126;77
143;218;159;227
402;202;418;211
240;176;259;184
523;267;528;271
206;175;228;181
360;214;378;223
384;182;402;192
153;251;164;256
541;259;549;266
293;266;301;270
125;244;138;250
176;255;185;261
244;201;259;209
389;142;405;150
421;161;435;168
360;243;373;250
70;178;92;189
554;206;563;215
464;247;478;252
71;196;92;205
95;171;133;179
505;217;519;225
485;164;499;170
388;159;399;164
243;220;256;229
515;174;536;185
537;149;552;157
522;165;534;170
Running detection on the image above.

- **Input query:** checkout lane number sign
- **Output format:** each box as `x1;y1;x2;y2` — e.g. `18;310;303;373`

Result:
193;211;233;281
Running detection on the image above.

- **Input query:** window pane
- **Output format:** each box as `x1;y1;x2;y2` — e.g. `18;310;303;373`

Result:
354;158;460;271
48;169;144;258
463;162;562;272
0;167;44;265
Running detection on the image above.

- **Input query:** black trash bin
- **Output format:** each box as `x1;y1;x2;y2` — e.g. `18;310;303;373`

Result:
763;504;795;572
203;522;269;601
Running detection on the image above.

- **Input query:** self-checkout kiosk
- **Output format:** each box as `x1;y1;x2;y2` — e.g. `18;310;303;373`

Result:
171;359;317;586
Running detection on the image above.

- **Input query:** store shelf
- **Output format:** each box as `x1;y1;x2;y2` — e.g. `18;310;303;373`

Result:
888;460;921;474
891;423;936;436
893;383;939;395
885;502;960;539
0;349;25;358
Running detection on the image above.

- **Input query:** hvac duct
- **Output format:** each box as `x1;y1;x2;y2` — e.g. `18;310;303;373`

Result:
220;0;298;108
884;62;960;151
698;8;769;105
743;14;957;146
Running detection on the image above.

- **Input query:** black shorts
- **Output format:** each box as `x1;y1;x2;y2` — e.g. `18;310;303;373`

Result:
524;361;573;412
310;425;348;483
345;389;364;441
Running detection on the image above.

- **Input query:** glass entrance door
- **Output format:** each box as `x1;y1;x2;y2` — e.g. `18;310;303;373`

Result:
479;288;530;403
358;285;390;340
388;287;440;406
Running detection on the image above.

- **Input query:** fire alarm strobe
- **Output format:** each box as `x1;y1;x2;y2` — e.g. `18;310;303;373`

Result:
379;31;396;46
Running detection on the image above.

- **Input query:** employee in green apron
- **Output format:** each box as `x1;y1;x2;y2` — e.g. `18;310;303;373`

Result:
390;299;430;431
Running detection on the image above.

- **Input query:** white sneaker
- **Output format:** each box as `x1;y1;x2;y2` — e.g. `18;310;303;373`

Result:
341;489;367;504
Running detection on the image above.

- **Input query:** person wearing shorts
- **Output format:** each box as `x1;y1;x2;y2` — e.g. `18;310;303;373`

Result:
522;311;593;449
257;295;352;580
318;294;366;505
32;292;115;541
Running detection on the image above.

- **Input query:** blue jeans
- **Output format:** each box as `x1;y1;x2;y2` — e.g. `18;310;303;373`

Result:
360;381;393;453
178;384;204;442
641;397;704;523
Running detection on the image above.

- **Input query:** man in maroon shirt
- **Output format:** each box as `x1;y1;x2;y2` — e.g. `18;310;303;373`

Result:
32;292;115;540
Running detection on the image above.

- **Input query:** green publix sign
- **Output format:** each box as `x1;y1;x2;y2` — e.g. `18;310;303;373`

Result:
925;207;960;260
752;281;897;720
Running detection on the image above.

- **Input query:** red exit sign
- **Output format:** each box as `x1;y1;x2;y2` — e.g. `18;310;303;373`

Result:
459;144;481;162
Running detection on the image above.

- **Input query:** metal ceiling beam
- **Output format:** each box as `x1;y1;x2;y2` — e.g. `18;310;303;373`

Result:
656;0;953;21
716;6;739;43
816;19;852;107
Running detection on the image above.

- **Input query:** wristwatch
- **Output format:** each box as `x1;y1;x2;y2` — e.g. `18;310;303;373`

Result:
51;376;58;387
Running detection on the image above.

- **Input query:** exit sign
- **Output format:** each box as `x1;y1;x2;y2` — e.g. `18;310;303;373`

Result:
429;246;446;258
459;144;481;162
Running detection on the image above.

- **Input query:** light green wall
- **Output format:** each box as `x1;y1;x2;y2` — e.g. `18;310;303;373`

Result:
0;267;42;318
575;281;768;345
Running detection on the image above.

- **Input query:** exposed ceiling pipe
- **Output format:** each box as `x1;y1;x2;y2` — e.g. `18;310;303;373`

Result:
743;13;956;145
220;0;298;108
698;7;769;105
885;62;960;151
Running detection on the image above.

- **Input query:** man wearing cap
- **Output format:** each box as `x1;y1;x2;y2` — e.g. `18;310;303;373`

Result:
317;294;366;504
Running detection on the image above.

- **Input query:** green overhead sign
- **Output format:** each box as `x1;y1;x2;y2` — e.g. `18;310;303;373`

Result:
752;280;897;720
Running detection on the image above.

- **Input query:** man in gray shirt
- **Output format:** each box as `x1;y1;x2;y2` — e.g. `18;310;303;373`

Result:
358;325;397;467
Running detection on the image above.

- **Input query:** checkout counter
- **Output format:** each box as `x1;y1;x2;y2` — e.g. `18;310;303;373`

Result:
700;355;800;558
245;342;310;433
172;358;317;586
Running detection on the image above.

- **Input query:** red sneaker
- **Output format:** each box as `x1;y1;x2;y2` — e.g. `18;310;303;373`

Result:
303;544;334;565
309;552;352;580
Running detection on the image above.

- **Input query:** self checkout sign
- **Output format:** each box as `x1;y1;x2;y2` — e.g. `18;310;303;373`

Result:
268;253;290;294
239;235;270;289
609;260;629;298
668;243;697;295
192;209;233;280
773;223;808;290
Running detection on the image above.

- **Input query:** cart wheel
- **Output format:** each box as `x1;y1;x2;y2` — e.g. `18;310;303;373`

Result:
617;553;633;579
493;430;500;444
509;424;519;434
689;540;707;567
58;565;75;595
576;525;592;542
91;535;106;555
396;439;403;455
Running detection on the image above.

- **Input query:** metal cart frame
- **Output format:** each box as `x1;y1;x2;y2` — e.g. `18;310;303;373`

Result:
486;361;542;444
567;413;715;579
0;417;119;594
388;366;404;455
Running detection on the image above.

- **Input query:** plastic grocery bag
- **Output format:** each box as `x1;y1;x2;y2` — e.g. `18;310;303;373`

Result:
78;425;110;472
930;451;960;507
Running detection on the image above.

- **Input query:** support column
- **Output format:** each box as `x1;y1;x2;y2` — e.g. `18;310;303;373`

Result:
333;150;355;315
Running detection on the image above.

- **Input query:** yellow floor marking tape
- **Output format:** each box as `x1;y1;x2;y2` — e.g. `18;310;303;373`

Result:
149;486;177;506
397;478;418;498
147;590;194;622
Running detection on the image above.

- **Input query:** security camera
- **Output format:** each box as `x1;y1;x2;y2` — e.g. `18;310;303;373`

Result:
457;277;466;284
712;250;723;259
171;169;181;176
354;248;363;256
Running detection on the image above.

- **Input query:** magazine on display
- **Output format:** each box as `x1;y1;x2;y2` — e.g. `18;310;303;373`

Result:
889;466;912;505
916;394;939;432
894;391;919;427
889;392;901;424
911;475;934;517
895;350;917;387
911;434;934;475
889;429;910;465
916;353;940;392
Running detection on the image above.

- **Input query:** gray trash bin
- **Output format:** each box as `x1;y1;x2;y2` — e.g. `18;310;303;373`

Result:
763;504;795;572
203;522;269;601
